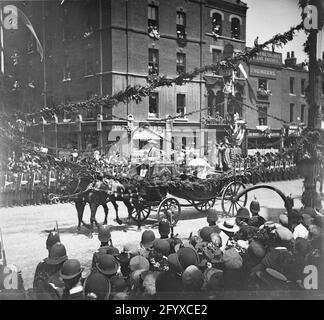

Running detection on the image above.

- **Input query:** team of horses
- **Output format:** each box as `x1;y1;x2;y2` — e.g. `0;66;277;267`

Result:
50;175;136;232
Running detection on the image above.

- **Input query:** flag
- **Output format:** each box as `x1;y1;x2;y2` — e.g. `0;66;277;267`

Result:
238;63;256;104
16;7;44;61
247;78;257;104
238;63;248;79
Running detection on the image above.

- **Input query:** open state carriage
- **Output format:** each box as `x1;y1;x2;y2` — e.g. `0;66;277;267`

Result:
121;161;248;226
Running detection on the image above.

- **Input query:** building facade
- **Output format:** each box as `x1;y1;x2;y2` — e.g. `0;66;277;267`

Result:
1;0;249;157
3;0;321;158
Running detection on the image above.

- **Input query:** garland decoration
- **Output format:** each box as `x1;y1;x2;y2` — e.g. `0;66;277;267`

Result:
0;22;304;128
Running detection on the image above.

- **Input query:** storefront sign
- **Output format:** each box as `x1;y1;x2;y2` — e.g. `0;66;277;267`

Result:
250;50;282;67
250;66;277;79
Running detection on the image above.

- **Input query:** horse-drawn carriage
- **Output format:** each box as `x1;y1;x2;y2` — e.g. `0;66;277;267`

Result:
48;160;248;229
98;161;248;226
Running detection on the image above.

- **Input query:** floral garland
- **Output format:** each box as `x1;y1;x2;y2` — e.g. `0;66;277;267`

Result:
0;22;304;128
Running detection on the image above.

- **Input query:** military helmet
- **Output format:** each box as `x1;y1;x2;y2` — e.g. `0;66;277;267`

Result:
250;197;260;215
45;242;68;265
158;219;171;237
46;230;60;251
140;230;156;249
59;259;83;280
206;208;219;224
98;224;111;243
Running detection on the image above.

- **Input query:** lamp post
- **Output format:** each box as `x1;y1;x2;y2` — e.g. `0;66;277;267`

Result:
300;1;323;208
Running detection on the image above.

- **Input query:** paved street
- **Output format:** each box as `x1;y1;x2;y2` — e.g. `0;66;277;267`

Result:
0;179;310;289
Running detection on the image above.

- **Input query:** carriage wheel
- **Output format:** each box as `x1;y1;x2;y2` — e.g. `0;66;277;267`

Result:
193;198;216;213
221;181;247;217
157;198;181;227
129;205;151;223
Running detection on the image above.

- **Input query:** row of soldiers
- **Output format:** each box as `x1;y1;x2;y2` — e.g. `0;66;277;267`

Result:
0;150;299;208
232;152;299;184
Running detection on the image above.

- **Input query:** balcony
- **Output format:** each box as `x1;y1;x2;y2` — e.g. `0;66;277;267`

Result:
257;88;272;100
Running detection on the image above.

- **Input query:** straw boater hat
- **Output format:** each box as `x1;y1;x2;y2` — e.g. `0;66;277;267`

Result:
218;219;239;233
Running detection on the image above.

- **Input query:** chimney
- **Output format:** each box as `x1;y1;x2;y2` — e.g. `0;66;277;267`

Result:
285;51;297;68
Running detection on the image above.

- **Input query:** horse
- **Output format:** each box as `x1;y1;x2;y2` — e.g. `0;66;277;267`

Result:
50;175;132;232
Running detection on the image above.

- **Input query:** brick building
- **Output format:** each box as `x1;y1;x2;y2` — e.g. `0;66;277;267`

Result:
1;0;249;157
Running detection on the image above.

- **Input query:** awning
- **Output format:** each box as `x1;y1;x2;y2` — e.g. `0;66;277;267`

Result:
132;127;162;140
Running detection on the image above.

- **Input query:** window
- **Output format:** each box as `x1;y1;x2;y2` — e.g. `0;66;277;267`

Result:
258;105;267;125
290;103;294;122
212;13;222;35
148;92;159;118
176;11;186;39
258;79;268;90
301;104;305;123
212;49;222;75
148;4;158;30
181;137;187;150
148;49;159;75
63;56;71;81
290;77;294;94
85;46;94;75
301;79;306;95
176;53;186;75
231;18;240;39
176;94;186;117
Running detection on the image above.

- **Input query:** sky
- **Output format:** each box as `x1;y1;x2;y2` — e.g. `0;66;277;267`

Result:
245;0;309;63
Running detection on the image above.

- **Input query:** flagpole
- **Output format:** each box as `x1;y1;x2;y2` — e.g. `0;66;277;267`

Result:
42;0;46;108
0;1;5;112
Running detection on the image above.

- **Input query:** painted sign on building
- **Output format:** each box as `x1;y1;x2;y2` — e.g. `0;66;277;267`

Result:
250;50;282;67
250;66;277;79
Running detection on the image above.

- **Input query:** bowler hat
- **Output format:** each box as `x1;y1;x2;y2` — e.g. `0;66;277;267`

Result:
182;265;204;291
223;248;243;270
204;268;224;291
236;207;250;219
59;259;83;280
199;226;214;242
96;254;119;276
84;272;111;300
153;239;170;256
129;255;150;272
207;208;219;224
248;241;266;259
177;247;199;270
167;253;183;273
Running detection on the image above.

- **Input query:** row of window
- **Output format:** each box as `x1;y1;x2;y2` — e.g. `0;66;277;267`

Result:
148;5;187;39
290;103;307;123
289;77;307;95
148;5;242;40
212;12;241;39
149;93;186;118
258;103;307;126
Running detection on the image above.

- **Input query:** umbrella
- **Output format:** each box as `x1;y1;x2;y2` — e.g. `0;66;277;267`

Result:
188;158;210;167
